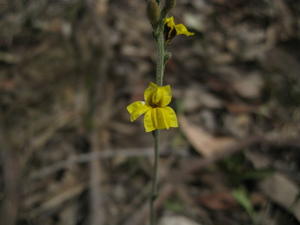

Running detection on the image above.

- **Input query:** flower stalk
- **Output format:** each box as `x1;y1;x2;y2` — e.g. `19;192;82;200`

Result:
127;1;194;224
150;16;167;225
150;130;159;225
155;26;165;86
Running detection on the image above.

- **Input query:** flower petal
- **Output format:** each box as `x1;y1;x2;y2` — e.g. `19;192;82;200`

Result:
175;24;194;36
144;109;155;132
162;107;178;128
127;101;150;122
156;108;170;129
143;107;178;132
144;82;172;107
164;16;176;28
158;85;171;107
144;82;158;104
144;108;169;132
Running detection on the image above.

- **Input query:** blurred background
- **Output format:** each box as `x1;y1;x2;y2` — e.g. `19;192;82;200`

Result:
1;0;300;225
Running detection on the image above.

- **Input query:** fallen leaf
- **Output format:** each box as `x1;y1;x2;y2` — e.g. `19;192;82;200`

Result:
160;215;202;225
226;103;257;114
183;85;223;112
179;116;237;158
232;73;263;99
259;173;300;222
198;192;237;210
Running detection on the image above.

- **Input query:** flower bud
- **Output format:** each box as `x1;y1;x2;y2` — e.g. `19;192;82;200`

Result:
147;0;160;28
163;0;176;13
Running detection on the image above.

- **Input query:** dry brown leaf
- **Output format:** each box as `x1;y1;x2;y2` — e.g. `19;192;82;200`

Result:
198;192;237;210
160;216;202;225
179;116;237;158
183;85;223;112
259;173;300;222
226;103;257;114
232;73;263;99
247;151;300;222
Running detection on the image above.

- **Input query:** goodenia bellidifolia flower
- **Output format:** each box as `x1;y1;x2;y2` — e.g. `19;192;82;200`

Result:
164;16;194;42
127;82;178;132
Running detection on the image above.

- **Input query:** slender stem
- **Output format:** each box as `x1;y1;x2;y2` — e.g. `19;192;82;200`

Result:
150;130;159;225
155;26;165;86
150;21;166;225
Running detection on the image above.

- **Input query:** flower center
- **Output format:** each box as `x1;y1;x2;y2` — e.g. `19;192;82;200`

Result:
149;102;159;108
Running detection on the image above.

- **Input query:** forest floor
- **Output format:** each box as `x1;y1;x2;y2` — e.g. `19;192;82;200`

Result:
1;1;300;225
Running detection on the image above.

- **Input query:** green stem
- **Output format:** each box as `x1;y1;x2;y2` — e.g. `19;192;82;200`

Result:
155;26;165;86
150;130;159;225
150;21;166;225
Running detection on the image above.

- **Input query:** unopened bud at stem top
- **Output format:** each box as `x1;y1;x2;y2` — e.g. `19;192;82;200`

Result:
163;0;176;13
147;0;161;28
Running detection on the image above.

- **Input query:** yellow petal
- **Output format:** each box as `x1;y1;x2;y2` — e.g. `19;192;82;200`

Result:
164;16;176;28
144;108;169;132
158;85;171;107
127;101;150;122
144;109;155;132
162;106;178;128
144;82;172;107
144;82;158;104
143;107;178;132
155;108;170;130
175;24;194;36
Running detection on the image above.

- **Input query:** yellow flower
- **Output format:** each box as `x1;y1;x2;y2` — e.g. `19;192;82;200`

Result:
127;82;178;132
164;16;194;42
